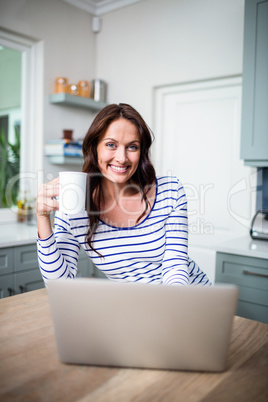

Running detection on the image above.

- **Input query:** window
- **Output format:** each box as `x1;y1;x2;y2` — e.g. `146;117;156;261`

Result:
0;29;44;223
0;46;22;209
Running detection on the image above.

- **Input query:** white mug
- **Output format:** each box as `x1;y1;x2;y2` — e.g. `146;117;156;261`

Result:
59;171;87;215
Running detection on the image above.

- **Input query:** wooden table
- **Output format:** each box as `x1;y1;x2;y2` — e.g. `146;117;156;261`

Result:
0;289;267;402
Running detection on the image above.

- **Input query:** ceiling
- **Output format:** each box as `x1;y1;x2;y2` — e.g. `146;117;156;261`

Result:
62;0;144;16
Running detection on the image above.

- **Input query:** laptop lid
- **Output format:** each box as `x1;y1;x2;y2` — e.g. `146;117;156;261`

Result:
47;278;238;372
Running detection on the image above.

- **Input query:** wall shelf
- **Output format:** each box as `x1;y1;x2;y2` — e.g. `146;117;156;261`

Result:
46;155;83;165
49;93;108;111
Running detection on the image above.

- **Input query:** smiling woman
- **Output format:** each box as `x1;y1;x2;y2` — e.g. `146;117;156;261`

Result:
82;103;156;250
36;103;211;287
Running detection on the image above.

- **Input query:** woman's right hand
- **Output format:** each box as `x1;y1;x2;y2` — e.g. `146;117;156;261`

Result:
36;177;59;217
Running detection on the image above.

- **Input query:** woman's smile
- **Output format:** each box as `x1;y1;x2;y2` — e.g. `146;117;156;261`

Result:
109;164;130;173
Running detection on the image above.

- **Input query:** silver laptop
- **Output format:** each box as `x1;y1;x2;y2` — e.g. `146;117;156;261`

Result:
47;278;238;372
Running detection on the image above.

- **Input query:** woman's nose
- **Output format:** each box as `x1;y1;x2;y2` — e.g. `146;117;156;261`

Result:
115;146;127;164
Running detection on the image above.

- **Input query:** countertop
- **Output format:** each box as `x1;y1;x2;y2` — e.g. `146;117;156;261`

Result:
215;236;268;260
0;222;267;260
0;288;267;401
0;221;38;248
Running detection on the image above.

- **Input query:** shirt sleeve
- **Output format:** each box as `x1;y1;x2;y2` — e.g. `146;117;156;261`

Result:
161;180;189;285
37;212;81;285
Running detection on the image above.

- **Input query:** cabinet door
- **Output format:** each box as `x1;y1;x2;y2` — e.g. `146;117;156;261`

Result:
0;275;14;298
14;244;39;272
215;252;268;323
92;266;107;279
0;248;13;275
14;269;45;294
241;0;268;165
76;248;93;278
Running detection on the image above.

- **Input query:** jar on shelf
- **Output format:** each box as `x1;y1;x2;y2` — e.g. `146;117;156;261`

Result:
68;83;78;96
77;81;90;98
55;77;68;93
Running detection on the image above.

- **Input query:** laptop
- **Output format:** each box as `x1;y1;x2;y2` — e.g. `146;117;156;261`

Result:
47;278;238;372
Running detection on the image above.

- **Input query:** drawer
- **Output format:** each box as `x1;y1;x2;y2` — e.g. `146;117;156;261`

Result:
14;244;39;272
216;252;268;322
0;248;14;275
216;252;268;291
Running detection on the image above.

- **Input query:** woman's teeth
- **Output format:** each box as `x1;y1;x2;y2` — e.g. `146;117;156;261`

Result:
110;165;128;172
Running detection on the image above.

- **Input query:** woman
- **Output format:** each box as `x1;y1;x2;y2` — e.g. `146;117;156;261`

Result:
36;103;211;286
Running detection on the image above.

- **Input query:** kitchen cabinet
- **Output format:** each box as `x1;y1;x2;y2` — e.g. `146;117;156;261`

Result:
76;247;107;279
0;275;14;298
215;252;268;323
0;244;44;298
240;0;268;166
76;247;93;278
0;244;98;298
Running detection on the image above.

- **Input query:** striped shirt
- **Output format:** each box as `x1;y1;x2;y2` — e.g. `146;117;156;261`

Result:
37;176;211;286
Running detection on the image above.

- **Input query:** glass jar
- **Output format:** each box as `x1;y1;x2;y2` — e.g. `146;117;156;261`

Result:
55;77;68;93
77;81;90;98
68;83;78;96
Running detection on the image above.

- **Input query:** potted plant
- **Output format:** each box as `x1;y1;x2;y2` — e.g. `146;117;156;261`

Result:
0;124;20;208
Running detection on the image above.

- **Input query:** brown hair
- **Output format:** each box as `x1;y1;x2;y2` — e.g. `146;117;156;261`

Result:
82;103;156;253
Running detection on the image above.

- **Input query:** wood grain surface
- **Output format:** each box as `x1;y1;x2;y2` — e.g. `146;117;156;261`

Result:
0;288;267;402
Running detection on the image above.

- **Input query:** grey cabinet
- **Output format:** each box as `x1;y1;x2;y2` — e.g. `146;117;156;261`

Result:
0;275;13;298
92;265;107;279
0;248;13;276
0;244;101;298
0;244;44;298
77;247;107;279
215;252;268;323
240;0;268;166
76;247;93;278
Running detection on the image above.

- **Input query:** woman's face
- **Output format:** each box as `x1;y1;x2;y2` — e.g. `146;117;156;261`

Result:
96;118;141;186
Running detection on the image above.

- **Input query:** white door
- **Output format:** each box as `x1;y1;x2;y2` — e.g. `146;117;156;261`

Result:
153;77;257;282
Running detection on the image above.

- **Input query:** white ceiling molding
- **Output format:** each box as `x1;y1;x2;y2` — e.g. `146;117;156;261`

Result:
62;0;144;16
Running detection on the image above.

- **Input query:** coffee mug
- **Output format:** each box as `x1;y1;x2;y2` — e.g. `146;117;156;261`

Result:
59;172;87;215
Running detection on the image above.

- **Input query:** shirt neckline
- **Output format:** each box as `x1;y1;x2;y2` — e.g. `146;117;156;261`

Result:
98;178;158;230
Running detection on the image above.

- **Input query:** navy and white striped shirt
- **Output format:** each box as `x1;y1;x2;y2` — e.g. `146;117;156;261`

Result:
37;176;211;286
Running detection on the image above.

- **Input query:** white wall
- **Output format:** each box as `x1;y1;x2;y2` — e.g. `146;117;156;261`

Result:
0;0;245;174
96;0;245;127
95;0;246;281
0;0;97;178
0;0;246;277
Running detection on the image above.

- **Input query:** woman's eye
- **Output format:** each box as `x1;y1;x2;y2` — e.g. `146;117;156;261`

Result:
106;143;116;149
128;144;138;151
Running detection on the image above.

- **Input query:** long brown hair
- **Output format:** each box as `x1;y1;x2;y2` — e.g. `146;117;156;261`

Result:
82;103;156;253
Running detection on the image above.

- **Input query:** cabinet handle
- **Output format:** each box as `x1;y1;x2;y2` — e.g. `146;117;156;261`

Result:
19;285;26;293
243;270;268;279
8;288;16;296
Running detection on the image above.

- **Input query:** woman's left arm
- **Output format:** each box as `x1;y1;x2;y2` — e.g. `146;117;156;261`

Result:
161;181;190;285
